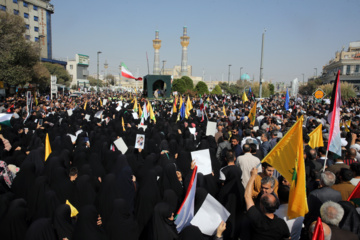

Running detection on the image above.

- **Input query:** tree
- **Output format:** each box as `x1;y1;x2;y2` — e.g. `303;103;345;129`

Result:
268;83;275;96
211;85;222;95
42;62;71;87
32;62;50;91
195;81;209;95
0;12;39;87
88;76;103;87
181;76;194;90
298;78;322;96
172;78;186;93
105;74;115;86
321;82;356;100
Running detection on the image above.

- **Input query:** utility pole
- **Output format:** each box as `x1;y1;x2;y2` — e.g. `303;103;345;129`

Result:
259;29;266;98
228;64;232;85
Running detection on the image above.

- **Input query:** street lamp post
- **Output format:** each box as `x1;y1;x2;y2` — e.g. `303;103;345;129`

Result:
302;73;304;84
259;29;266;98
314;68;317;78
97;51;102;92
228;64;232;85
104;60;108;87
240;67;243;82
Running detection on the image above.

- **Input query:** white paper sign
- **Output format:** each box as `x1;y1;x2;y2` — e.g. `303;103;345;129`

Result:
206;121;217;136
67;109;73;116
85;114;90;121
132;112;139;119
67;134;77;143
191;149;212;175
103;99;107;106
135;134;145;149
138;125;147;131
116;105;121;111
190;193;230;236
113;137;128;154
75;129;83;138
94;110;103;119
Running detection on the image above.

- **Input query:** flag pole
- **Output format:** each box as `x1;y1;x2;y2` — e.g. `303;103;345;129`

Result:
322;150;329;172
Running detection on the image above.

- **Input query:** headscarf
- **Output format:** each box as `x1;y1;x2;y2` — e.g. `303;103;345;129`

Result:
153;202;178;240
53;204;74;240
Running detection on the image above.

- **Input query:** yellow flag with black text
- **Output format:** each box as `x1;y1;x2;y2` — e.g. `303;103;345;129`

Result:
308;124;324;149
248;102;257;125
262;117;308;219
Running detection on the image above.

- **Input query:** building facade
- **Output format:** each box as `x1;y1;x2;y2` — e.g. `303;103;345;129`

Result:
67;54;90;89
320;41;360;90
0;0;54;60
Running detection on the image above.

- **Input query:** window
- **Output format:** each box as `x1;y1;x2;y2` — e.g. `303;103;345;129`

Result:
33;5;38;11
356;65;360;73
13;9;19;15
0;5;6;11
34;16;38;21
34;26;39;32
70;65;73;70
25;24;29;29
13;0;18;3
23;2;28;7
24;13;29;18
25;35;30;40
346;65;351;75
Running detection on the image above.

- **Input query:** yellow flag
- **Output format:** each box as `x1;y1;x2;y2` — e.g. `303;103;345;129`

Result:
185;96;193;119
308;124;324;149
135;88;137;94
223;105;227;117
84;100;87;110
148;100;156;123
342;120;351;132
138;103;142;117
173;97;178;113
242;91;249;103
122;117;125;131
45;133;52;161
178;97;183;112
248;102;257;125
261;117;308;219
133;97;138;112
66;200;79;217
207;97;210;102
100;98;103;106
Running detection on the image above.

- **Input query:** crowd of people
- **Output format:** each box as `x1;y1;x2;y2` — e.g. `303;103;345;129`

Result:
0;91;360;240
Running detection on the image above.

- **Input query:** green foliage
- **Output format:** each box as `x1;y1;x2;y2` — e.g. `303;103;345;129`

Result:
268;83;275;96
0;12;39;86
251;82;270;98
194;81;209;95
172;78;187;93
105;74;115;86
32;62;50;90
321;82;356;100
87;76;103;87
211;85;222;95
298;78;322;96
181;76;194;90
218;82;241;95
42;62;71;87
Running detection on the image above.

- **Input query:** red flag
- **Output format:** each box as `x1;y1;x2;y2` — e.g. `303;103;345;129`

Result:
347;181;360;206
312;217;324;240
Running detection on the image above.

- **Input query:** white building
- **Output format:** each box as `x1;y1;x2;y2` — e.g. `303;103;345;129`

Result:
66;54;90;88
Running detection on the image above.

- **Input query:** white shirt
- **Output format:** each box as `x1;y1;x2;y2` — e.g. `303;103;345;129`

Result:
236;152;262;188
274;204;304;240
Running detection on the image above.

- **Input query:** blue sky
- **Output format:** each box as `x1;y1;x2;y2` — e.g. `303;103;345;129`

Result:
52;0;360;84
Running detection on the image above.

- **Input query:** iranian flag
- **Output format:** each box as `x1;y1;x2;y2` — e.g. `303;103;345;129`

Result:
121;63;142;81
